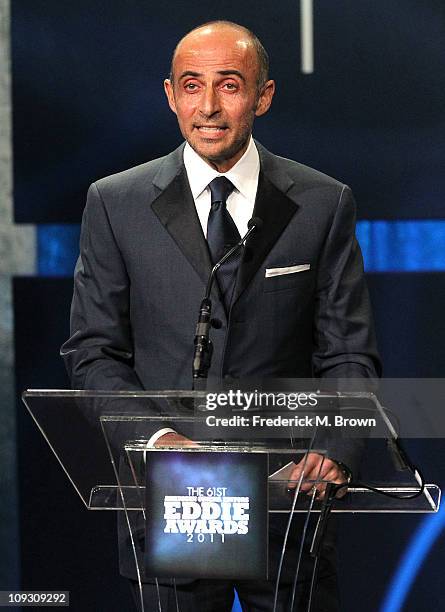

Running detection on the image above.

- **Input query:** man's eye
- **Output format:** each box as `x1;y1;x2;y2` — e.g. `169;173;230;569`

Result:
223;82;237;90
185;83;198;91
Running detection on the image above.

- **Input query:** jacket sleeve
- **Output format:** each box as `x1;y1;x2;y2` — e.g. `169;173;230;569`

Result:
312;185;381;476
60;183;180;449
312;184;381;380
61;182;144;392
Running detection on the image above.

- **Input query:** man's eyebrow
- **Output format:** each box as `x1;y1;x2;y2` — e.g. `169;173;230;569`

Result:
217;70;246;82
178;71;202;80
178;70;246;82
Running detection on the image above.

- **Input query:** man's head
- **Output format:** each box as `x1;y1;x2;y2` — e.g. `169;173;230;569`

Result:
164;21;275;172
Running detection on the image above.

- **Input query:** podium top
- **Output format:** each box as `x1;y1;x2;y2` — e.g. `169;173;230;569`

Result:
21;389;440;513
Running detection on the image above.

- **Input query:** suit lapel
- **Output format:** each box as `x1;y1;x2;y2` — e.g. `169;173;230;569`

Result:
151;151;214;292
233;148;299;303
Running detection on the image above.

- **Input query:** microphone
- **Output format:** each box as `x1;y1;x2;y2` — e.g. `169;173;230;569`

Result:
192;217;263;384
248;216;263;231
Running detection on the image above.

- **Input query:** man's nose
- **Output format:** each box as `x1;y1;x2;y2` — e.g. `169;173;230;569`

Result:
199;86;221;117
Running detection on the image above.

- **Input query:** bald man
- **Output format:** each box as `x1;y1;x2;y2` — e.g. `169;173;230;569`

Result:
62;20;380;612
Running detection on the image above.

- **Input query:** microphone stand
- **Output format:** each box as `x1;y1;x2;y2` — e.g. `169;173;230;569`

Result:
192;219;261;388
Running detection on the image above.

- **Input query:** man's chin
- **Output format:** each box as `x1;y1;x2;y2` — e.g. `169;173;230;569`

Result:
192;141;229;160
189;138;249;170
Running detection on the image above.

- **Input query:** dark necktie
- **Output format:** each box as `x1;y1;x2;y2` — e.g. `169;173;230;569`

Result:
207;177;241;310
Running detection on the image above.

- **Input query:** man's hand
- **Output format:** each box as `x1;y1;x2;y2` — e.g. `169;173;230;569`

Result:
287;452;349;500
154;432;198;448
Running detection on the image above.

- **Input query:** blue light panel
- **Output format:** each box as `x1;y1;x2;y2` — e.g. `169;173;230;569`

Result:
37;225;80;276
357;220;445;272
232;591;242;612
37;221;445;276
381;502;445;612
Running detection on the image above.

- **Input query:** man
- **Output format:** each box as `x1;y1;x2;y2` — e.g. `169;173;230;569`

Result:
62;21;380;611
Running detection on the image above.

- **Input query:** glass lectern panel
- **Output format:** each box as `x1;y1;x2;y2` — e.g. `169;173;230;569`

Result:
22;390;440;513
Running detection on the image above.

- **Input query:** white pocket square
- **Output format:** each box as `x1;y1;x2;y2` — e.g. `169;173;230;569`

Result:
265;264;311;278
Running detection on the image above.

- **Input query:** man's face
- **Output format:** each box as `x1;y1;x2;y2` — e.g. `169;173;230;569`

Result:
164;26;275;172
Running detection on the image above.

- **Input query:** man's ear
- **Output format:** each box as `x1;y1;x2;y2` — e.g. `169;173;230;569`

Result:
164;79;177;114
255;80;275;117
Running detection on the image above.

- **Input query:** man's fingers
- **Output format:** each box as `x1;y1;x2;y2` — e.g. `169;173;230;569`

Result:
288;454;333;488
154;433;198;448
287;453;349;498
323;466;345;484
288;458;323;489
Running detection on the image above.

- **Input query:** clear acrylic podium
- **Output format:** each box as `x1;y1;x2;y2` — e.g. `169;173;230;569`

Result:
22;390;441;612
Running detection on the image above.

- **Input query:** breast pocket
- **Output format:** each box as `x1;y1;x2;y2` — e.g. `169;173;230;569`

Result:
263;263;314;293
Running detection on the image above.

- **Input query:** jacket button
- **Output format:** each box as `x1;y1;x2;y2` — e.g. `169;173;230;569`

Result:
211;318;222;329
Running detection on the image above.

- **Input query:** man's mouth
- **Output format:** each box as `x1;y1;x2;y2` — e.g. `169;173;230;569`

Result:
195;125;228;133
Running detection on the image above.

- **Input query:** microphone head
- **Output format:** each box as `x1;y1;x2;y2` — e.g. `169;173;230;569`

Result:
248;216;263;231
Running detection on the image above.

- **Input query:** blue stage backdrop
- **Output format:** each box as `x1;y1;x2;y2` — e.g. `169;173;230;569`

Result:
11;2;445;611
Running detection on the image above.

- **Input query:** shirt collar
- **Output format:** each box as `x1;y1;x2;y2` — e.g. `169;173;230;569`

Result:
183;137;260;201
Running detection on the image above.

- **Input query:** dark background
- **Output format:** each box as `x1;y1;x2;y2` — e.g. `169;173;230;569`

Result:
11;2;445;611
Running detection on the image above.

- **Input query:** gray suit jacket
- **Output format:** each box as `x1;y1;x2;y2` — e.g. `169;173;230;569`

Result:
61;140;380;468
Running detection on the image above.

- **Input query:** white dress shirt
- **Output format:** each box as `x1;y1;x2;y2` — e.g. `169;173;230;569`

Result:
183;136;260;237
146;138;260;448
